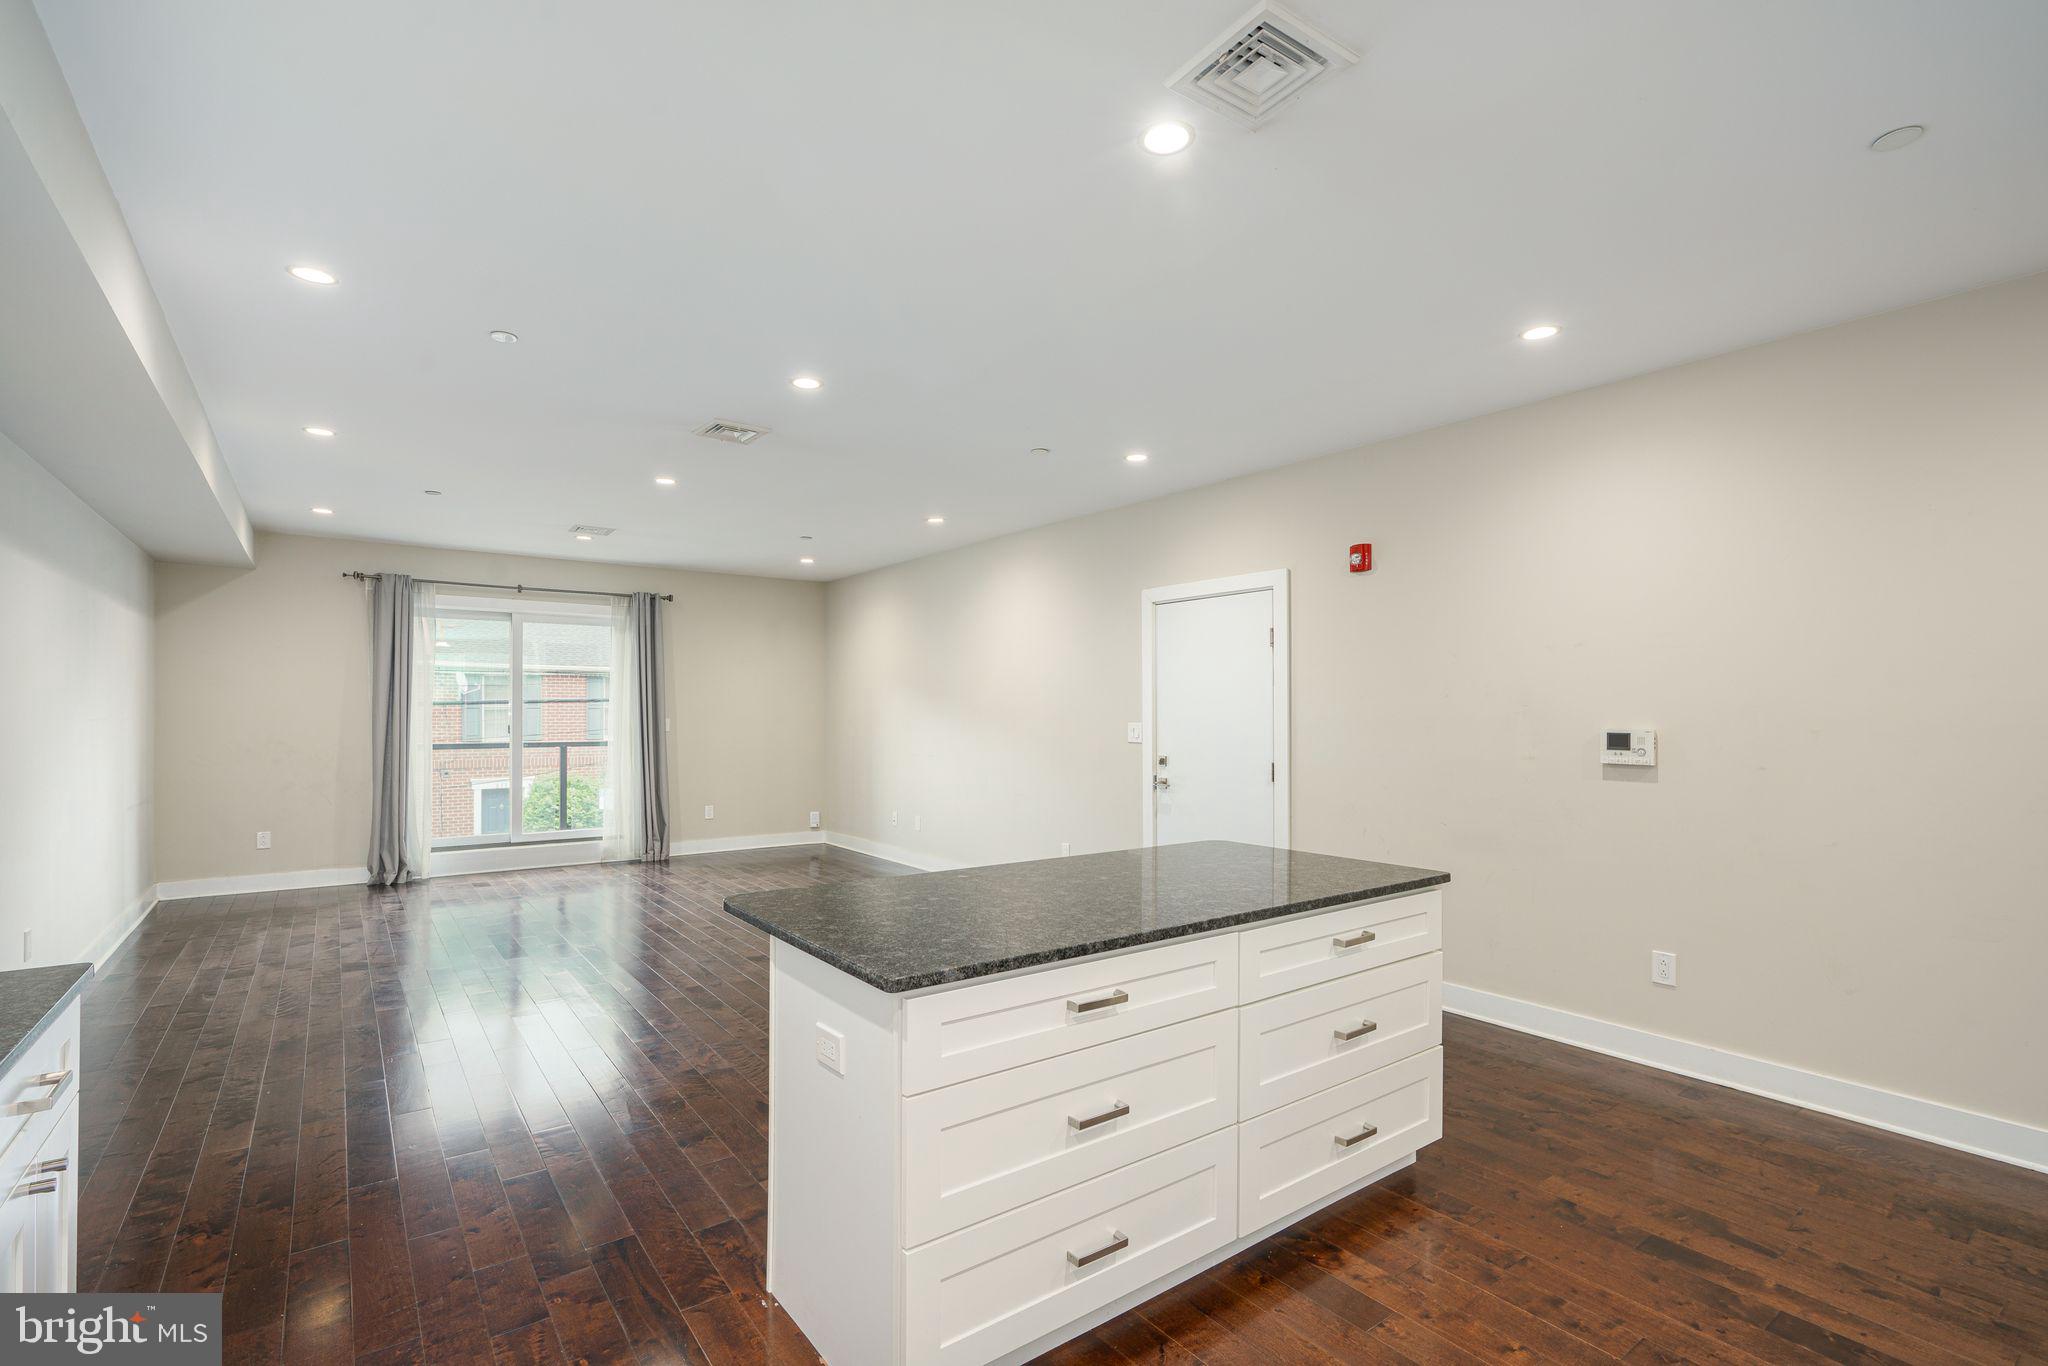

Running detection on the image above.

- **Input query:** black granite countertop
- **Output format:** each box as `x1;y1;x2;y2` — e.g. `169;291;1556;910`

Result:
722;841;1448;993
0;962;92;1078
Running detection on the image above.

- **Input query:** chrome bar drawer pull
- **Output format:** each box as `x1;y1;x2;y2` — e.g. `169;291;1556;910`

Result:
1332;930;1377;949
9;1068;73;1117
1333;1020;1379;1042
1067;1231;1130;1268
1067;989;1129;1016
33;1157;69;1175
11;1179;58;1199
1068;1101;1131;1131
1336;1122;1380;1148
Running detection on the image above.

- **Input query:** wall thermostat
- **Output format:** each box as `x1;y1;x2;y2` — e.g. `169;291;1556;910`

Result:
1602;729;1656;766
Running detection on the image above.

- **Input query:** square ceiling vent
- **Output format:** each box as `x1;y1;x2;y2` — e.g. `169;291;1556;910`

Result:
1168;3;1359;128
696;420;769;445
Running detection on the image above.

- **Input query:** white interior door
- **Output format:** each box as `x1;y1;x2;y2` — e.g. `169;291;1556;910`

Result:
1150;584;1278;847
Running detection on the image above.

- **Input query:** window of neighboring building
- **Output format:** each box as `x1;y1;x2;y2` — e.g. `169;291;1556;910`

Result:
585;673;607;740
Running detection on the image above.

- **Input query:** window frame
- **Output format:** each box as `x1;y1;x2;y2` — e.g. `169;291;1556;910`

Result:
430;599;614;850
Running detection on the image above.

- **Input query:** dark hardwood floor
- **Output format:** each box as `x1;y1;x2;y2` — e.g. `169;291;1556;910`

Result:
76;848;2047;1364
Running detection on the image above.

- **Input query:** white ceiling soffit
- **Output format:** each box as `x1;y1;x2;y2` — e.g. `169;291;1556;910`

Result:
0;1;252;566
29;0;2048;579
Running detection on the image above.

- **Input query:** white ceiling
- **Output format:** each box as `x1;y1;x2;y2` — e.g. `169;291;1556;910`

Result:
35;0;2048;579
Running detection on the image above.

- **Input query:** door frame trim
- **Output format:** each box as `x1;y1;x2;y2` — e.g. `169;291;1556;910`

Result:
1140;569;1290;849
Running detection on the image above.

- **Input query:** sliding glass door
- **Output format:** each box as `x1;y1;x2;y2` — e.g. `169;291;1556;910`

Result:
428;601;613;848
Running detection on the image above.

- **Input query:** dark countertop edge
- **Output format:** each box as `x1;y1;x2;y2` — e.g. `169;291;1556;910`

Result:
722;871;1450;994
0;962;93;1078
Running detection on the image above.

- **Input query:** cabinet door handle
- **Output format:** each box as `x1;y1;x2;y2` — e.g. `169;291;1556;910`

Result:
1067;989;1129;1016
1068;1101;1131;1131
11;1179;58;1199
1336;1122;1380;1148
8;1068;73;1116
34;1157;69;1175
1332;930;1377;949
1333;1020;1378;1042
1067;1231;1129;1268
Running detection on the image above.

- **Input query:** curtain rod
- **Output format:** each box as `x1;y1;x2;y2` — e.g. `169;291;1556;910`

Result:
341;571;673;602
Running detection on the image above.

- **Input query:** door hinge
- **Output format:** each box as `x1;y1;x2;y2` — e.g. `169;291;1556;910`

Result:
1270;762;1275;782
1268;627;1274;646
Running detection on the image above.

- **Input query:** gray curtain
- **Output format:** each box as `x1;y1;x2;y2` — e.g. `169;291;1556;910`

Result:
367;573;418;884
629;591;671;860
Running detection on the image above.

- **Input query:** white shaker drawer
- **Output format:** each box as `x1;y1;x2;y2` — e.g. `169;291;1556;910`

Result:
901;935;1239;1094
903;1129;1237;1366
1238;952;1440;1117
1236;889;1441;1002
902;1012;1237;1246
1239;1046;1441;1235
0;998;81;1167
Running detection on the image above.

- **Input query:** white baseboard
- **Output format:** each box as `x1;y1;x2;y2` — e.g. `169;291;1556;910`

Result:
669;830;824;857
820;831;962;872
78;885;159;968
1444;983;2048;1174
155;865;370;902
430;841;606;877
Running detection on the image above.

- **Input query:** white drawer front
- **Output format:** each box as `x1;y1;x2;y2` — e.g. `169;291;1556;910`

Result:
1236;889;1441;1002
902;1012;1237;1246
0;998;81;1167
1239;1046;1441;1234
902;936;1239;1094
1238;952;1440;1117
903;1129;1237;1366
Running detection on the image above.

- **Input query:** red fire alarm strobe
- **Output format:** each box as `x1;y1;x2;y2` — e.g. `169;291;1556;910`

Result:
1348;543;1372;573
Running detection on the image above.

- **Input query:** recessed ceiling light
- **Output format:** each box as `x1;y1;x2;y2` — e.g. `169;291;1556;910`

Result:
1142;121;1194;156
423;489;442;496
654;476;676;486
800;534;814;541
1031;447;1051;457
926;516;945;525
1125;451;1149;463
799;556;815;565
303;425;335;438
288;265;337;286
488;330;519;343
1520;324;1561;342
310;506;334;516
791;375;823;391
575;533;593;541
1869;124;1925;153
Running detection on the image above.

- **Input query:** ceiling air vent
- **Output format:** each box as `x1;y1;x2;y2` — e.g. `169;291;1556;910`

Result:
1167;3;1359;128
695;420;769;445
569;525;615;537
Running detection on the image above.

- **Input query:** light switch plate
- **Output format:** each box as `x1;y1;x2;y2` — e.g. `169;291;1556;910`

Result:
1126;722;1143;744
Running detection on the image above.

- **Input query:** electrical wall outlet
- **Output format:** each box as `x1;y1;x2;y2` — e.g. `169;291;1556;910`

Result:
21;930;29;963
703;805;714;820
913;814;922;832
814;1023;846;1076
808;810;821;830
1060;842;1071;857
256;830;271;850
1651;950;1678;987
891;810;898;826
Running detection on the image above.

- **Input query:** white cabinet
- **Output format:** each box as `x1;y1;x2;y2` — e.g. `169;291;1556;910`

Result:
769;886;1444;1366
1;995;82;1294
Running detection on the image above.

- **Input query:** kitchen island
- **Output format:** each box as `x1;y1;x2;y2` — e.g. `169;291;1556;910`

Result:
723;840;1449;1366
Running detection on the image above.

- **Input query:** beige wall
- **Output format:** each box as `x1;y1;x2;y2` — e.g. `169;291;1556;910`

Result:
0;429;153;967
826;272;2048;1129
154;531;825;882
